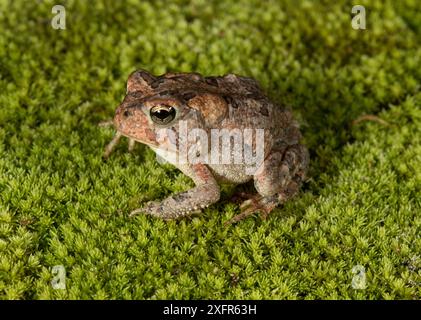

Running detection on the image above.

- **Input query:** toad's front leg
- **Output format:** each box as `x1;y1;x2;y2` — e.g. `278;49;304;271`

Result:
130;163;220;220
99;121;137;159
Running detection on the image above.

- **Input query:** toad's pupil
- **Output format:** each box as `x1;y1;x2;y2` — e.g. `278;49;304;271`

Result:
155;109;169;119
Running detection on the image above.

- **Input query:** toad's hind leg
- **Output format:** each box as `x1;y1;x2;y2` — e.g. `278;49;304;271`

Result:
225;144;309;225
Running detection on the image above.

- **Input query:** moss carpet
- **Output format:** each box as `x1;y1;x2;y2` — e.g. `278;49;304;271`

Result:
0;0;420;299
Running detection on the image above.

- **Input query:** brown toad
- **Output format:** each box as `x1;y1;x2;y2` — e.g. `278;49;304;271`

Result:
103;70;309;224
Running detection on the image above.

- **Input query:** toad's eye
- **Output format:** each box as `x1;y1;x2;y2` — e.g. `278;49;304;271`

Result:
150;105;176;125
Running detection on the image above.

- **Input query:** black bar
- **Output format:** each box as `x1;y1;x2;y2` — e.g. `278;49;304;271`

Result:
0;300;418;318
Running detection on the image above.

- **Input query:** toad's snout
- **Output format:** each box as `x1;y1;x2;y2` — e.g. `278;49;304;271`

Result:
113;103;157;146
113;104;131;129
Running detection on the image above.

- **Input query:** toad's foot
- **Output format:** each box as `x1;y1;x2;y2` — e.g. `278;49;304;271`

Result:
224;194;278;226
130;164;220;220
129;200;202;220
99;120;136;159
129;201;166;219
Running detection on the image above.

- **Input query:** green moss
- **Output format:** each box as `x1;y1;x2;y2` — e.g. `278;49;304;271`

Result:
0;0;420;299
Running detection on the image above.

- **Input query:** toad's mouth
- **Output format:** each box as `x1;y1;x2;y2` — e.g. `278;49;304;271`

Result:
117;129;159;148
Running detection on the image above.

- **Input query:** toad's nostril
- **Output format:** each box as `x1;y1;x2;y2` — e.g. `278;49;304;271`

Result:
123;110;132;117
